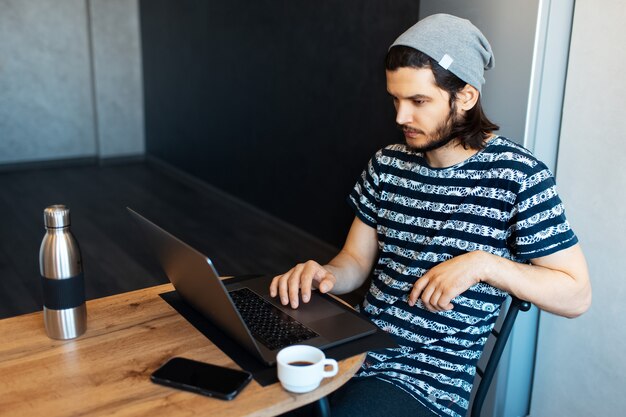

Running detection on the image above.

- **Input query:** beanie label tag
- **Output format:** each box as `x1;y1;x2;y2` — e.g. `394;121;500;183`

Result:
439;54;453;70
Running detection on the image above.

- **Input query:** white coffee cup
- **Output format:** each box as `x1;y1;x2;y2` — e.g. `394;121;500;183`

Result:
276;345;339;393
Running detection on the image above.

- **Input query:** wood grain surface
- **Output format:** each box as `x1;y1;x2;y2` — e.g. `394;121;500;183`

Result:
0;283;364;417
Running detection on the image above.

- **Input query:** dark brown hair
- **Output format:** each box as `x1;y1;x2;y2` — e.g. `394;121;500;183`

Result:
385;45;499;150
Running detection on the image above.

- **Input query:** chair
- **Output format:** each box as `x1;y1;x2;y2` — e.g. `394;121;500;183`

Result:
470;296;532;417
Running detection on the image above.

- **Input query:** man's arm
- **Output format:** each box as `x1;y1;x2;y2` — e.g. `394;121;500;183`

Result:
408;244;591;318
269;217;378;309
485;244;591;317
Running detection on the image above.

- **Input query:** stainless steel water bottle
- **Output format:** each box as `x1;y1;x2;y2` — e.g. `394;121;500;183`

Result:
39;204;87;339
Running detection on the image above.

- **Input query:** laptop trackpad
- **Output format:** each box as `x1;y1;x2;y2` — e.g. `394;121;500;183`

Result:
308;312;374;339
276;292;347;322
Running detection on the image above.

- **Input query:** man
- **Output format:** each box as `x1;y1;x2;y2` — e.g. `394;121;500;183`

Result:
270;14;591;417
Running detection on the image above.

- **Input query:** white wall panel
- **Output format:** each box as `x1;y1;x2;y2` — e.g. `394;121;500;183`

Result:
531;0;626;415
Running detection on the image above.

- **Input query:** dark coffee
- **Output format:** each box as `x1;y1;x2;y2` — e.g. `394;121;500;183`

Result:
288;361;314;366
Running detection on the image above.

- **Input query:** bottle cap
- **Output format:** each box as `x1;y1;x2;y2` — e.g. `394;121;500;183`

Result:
44;205;71;228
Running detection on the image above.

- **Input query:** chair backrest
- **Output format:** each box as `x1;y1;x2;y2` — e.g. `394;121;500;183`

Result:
470;296;532;417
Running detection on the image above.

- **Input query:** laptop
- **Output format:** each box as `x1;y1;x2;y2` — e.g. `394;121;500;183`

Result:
128;208;377;365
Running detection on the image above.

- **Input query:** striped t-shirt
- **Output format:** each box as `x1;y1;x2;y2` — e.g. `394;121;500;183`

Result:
347;136;577;417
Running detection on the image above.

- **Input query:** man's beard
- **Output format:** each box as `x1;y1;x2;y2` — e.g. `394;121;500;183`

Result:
399;105;462;153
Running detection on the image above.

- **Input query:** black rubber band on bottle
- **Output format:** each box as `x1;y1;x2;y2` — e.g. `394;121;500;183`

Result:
41;273;85;310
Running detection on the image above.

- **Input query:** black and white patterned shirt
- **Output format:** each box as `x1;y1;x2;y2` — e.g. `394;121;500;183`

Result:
348;136;577;417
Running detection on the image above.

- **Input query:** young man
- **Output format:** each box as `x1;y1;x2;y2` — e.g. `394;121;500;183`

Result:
270;14;591;417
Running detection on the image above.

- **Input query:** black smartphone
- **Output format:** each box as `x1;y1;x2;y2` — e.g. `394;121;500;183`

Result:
151;357;252;400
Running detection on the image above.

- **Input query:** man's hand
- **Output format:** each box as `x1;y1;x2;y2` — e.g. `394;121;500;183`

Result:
268;217;378;309
270;261;337;309
409;246;592;318
408;251;484;312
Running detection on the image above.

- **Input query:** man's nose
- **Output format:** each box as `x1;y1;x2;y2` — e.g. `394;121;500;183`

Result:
395;102;412;125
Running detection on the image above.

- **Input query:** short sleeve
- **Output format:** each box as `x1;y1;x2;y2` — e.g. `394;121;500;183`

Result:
347;150;383;228
509;162;578;260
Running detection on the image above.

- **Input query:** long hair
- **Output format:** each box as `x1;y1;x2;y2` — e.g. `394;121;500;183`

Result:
385;45;499;150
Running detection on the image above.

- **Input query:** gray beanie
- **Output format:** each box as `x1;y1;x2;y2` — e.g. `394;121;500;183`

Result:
390;14;494;93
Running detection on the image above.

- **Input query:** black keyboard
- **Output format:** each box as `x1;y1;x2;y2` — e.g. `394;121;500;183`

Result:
229;287;319;351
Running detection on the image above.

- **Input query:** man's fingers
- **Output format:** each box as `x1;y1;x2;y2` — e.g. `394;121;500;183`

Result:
420;284;437;311
422;284;456;312
299;265;322;304
409;276;429;306
270;261;334;309
269;275;281;298
437;294;455;311
318;275;335;293
287;272;302;309
277;262;323;308
278;265;302;305
429;289;444;312
276;271;291;305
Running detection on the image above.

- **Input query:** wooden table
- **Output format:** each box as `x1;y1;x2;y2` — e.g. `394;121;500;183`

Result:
0;283;365;417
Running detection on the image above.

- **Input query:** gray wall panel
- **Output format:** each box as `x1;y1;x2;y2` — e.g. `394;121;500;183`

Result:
0;0;144;164
0;0;96;163
89;0;144;157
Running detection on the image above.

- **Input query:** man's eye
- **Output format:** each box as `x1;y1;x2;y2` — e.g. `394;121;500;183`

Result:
412;99;425;105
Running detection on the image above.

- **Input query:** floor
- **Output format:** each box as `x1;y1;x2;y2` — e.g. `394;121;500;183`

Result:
0;159;338;319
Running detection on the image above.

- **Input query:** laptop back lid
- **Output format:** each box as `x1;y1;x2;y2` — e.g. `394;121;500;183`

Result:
127;208;266;361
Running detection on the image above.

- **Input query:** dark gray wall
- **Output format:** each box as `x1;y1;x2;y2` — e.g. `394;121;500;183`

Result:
140;0;421;246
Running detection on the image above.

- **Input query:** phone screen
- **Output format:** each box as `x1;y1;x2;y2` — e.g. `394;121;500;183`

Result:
151;357;252;400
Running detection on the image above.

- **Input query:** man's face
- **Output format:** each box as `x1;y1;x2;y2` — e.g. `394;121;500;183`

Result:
386;67;459;153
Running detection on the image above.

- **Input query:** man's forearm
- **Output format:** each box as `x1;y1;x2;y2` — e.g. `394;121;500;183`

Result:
324;249;373;295
321;216;378;295
479;245;591;318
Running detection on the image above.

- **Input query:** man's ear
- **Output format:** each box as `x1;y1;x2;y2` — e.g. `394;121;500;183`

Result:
456;84;480;111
